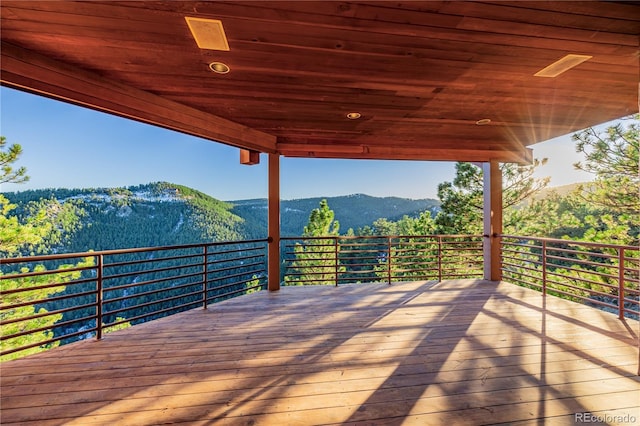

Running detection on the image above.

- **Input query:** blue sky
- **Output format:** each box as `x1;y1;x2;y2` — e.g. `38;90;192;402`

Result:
1;86;595;201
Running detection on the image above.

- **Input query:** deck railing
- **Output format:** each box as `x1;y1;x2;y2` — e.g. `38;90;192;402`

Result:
2;234;638;360
0;239;268;360
282;235;484;286
501;235;639;319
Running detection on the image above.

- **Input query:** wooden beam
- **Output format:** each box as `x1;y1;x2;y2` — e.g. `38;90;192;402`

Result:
483;161;503;281
279;143;533;164
268;153;280;292
240;149;260;165
0;42;277;153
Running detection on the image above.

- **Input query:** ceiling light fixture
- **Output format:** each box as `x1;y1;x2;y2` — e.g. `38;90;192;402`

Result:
209;62;230;74
475;118;491;125
185;17;230;51
346;112;361;120
534;54;592;78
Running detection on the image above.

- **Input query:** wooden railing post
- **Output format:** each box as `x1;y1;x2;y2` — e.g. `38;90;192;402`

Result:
618;247;625;319
542;240;547;296
203;245;209;309
96;254;103;340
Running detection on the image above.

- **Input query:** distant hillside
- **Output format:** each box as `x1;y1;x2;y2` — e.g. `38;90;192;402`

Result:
3;183;440;252
533;182;592;200
231;194;440;236
3;182;247;253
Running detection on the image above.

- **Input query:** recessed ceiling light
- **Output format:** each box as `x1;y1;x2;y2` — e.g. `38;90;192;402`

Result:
209;62;230;74
185;17;230;51
534;54;592;78
476;118;491;125
346;112;361;120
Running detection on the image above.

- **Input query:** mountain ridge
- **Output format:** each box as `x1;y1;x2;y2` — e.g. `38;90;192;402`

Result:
230;193;440;236
2;182;440;252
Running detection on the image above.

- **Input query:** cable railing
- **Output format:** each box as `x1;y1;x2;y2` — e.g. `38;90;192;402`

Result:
0;239;268;360
282;235;484;286
501;235;639;319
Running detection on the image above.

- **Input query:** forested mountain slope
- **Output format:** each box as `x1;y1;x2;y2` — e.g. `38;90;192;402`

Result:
232;194;440;236
2;183;440;253
3;182;245;253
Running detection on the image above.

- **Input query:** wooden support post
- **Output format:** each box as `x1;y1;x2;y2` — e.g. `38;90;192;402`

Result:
268;153;281;291
483;161;503;281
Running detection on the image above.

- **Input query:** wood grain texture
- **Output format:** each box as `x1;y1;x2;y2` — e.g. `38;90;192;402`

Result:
0;41;277;154
1;280;638;425
0;1;638;162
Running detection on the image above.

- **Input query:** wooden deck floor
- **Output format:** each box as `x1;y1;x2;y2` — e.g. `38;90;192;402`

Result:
1;279;639;425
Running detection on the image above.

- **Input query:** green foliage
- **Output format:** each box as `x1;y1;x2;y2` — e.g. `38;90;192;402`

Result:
286;200;343;285
353;213;439;282
501;118;639;313
433;162;484;234
509;116;639;246
170;184;245;242
2;181;270;360
103;317;132;334
0;136;29;184
434;160;549;234
507;194;581;238
231;194;439;237
573;115;639;214
0;189;93;359
1;257;95;361
367;211;436;237
303;199;340;237
3;182;247;252
244;275;263;295
107;187;133;207
0;195;52;256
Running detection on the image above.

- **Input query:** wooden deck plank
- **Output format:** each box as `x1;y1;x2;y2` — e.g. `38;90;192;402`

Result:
1;279;638;425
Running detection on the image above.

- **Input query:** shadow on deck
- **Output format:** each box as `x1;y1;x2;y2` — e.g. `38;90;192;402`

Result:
1;279;639;425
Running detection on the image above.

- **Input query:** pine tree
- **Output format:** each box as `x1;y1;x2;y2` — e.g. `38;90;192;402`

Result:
0;136;29;184
572;114;639;240
287;200;342;285
434;160;550;235
0;137;94;361
302;199;340;237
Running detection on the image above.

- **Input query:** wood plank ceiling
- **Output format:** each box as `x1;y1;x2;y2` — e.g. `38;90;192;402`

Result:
1;1;638;163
